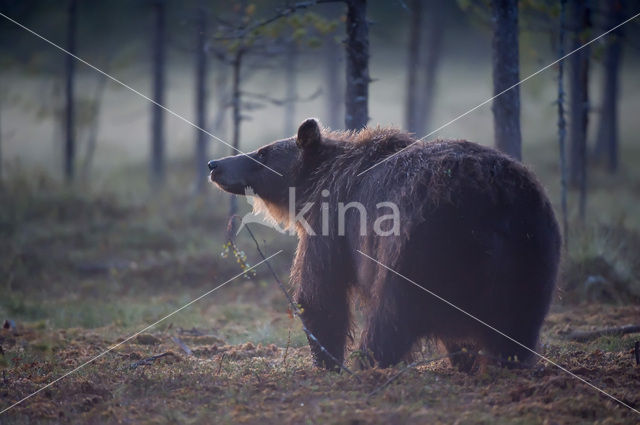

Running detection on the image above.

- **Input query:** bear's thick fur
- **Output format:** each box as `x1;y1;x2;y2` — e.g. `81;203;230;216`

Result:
209;118;561;371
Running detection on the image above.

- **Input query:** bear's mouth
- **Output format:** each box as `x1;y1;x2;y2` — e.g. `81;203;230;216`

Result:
209;171;248;195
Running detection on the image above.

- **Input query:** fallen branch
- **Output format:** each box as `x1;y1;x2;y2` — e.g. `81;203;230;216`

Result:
171;336;193;356
566;325;640;342
130;352;174;369
238;221;360;381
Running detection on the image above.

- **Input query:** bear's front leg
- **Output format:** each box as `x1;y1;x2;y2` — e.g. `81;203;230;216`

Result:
292;238;351;371
358;276;421;368
297;294;350;371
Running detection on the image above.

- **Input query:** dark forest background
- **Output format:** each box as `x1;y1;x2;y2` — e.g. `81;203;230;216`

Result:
1;1;640;423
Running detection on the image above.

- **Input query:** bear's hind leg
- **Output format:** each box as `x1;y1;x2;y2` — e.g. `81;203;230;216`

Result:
443;341;479;373
481;323;540;369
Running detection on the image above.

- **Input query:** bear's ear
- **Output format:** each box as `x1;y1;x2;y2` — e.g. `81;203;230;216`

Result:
296;118;322;149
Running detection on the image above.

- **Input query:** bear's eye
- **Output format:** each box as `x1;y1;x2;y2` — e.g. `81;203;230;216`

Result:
257;149;267;161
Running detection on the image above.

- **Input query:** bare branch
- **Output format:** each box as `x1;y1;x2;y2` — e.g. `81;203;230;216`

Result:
215;0;344;41
565;325;640;342
242;86;322;106
129;352;175;369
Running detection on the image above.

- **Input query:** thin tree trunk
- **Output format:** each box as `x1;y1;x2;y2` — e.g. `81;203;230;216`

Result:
284;42;297;135
80;68;109;178
404;0;422;133
594;0;623;173
64;0;77;183
194;1;208;193
558;0;569;250
151;0;166;188
417;0;443;136
344;0;369;130
490;0;522;161
568;0;590;220
324;29;342;130
227;51;243;242
210;69;228;143
0;86;3;187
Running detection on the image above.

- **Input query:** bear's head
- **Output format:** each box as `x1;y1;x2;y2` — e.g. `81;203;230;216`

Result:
208;118;327;225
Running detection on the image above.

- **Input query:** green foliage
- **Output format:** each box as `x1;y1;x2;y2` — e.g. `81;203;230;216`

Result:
588;335;636;352
520;0;561;19
216;7;339;55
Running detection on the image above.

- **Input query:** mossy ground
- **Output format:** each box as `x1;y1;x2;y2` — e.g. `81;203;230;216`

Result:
1;305;639;424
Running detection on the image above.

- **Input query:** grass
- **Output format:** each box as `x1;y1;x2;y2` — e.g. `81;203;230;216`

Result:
0;152;639;424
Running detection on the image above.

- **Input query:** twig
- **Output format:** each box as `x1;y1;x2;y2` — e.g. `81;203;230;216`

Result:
130;352;173;369
2;320;16;331
282;328;292;367
171;335;193;356
216;353;227;375
240;221;360;381
566;325;640;342
177;327;205;336
242;87;322;106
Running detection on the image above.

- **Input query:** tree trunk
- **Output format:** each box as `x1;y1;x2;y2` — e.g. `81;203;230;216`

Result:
568;0;590;220
0;85;3;186
324;26;342;130
150;0;166;188
226;51;243;242
194;1;208;193
344;0;369;130
557;0;569;249
64;0;77;183
284;42;297;135
490;0;522;161
210;69;228;147
404;0;422;133
80;68;109;179
593;0;623;173
417;0;443;136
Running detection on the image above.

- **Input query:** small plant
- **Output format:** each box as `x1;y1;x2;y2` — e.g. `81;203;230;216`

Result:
220;240;257;279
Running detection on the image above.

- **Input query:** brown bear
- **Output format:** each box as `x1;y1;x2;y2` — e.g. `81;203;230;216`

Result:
208;118;561;371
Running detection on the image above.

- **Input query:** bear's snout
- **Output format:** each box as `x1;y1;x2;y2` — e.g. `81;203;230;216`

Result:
207;159;222;185
208;157;249;195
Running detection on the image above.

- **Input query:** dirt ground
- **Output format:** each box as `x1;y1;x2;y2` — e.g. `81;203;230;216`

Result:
1;301;639;424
